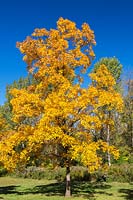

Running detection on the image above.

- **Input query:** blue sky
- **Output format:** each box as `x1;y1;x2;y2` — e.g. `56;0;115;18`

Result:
0;0;133;105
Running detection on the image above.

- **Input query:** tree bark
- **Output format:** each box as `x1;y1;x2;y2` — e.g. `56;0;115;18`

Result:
65;166;71;197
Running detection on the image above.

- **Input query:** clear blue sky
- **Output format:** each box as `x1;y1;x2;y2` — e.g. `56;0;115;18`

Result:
0;0;133;105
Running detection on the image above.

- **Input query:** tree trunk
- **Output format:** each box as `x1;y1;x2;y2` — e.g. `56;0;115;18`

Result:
65;166;71;197
107;124;111;167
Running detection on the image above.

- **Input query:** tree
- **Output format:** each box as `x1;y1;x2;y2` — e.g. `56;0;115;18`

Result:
0;18;123;197
121;79;133;155
124;79;133;148
0;75;36;129
93;57;122;83
92;57;123;166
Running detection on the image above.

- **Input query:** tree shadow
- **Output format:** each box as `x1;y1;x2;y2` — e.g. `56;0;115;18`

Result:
27;181;95;198
28;181;112;198
0;181;113;199
0;185;20;195
119;188;133;200
71;181;96;198
90;182;113;198
29;182;66;196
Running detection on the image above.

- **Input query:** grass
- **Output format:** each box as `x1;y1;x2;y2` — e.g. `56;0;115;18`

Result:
0;176;132;200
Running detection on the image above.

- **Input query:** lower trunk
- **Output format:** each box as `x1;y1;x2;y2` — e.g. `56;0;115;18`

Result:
65;166;71;197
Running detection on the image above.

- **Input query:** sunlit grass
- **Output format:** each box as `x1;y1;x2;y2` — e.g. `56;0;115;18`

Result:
0;176;132;200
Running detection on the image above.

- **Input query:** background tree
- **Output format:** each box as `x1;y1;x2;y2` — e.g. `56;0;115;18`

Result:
0;75;36;129
92;57;123;166
119;79;133;162
0;18;123;197
93;57;122;83
124;79;133;149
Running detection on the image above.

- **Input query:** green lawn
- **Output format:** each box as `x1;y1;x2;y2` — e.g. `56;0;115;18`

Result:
0;176;132;200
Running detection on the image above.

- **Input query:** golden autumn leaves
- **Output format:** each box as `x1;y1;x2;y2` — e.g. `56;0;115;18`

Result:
0;18;123;172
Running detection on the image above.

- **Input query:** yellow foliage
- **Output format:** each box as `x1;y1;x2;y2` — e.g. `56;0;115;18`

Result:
0;18;123;172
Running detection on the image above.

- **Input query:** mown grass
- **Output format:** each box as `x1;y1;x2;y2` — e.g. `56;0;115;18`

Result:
0;176;132;200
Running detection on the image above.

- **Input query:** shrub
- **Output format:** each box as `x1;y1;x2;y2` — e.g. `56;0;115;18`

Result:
71;166;91;181
11;164;133;183
0;166;8;177
107;164;133;182
11;166;91;181
11;166;66;180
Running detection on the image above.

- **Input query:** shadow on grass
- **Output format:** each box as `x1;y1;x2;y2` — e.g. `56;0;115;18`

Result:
119;188;133;200
0;185;20;194
27;181;112;198
0;181;112;198
71;181;111;198
30;182;66;196
91;182;113;198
